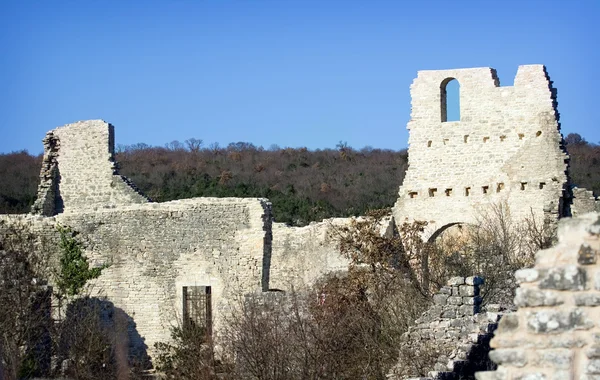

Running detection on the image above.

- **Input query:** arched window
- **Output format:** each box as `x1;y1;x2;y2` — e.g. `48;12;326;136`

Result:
441;78;460;122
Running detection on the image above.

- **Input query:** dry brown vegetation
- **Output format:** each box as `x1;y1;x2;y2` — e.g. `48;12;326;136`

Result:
154;205;553;379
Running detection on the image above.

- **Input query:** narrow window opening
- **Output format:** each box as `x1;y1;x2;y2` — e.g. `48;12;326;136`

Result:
465;187;471;196
518;133;525;140
500;135;506;142
441;78;460;122
539;182;546;189
427;141;432;147
483;137;490;143
496;183;504;192
443;138;449;145
536;131;542;137
482;186;489;194
408;191;418;199
445;188;453;196
464;135;469;143
428;188;437;197
183;286;212;337
521;182;527;191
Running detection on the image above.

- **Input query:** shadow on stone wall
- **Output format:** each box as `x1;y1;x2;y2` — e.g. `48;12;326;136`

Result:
56;297;150;377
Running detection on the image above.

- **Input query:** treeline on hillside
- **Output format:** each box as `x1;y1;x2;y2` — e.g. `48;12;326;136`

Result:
115;141;407;225
0;133;598;225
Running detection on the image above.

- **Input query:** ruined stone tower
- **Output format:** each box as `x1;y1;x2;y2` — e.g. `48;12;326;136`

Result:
392;65;569;240
31;120;149;215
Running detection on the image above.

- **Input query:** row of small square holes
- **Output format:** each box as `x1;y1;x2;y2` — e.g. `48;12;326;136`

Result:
427;131;542;147
408;182;546;198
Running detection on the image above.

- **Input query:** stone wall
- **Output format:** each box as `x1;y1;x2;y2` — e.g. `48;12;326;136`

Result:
3;197;272;358
56;197;272;354
269;219;350;291
477;212;600;379
393;65;569;240
390;277;501;379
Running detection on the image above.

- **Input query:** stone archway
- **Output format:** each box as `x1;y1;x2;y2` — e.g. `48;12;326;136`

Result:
427;222;465;243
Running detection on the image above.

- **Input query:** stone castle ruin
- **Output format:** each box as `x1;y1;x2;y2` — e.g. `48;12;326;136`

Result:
394;65;576;241
1;65;599;367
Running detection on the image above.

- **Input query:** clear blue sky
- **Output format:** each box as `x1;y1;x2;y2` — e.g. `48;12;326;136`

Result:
1;0;598;154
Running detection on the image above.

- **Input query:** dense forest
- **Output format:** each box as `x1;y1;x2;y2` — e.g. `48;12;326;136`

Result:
0;133;598;226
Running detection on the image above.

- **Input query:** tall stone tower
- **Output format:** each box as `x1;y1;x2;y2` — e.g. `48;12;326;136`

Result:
392;65;569;240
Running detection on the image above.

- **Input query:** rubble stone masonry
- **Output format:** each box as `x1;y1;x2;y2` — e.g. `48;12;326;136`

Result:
477;212;600;380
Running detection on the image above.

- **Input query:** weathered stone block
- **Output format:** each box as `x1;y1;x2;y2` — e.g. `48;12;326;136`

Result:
575;293;600;306
539;265;586;291
588;359;600;374
448;296;463;305
448;277;466;286
439;286;452;295
497;314;519;333
526;309;593;333
458;304;476;317
475;368;509;380
442;309;456;319
459;285;478;296
587;345;600;359
434;294;449;305
488;348;527;367
532;349;572;369
514;288;563;307
515;268;541;284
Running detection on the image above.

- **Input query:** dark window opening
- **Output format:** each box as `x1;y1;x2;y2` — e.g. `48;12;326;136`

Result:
536;131;542;137
464;135;469;143
445;188;453;196
521;182;527;191
497;183;504;192
500;135;506;142
183;286;212;336
483;137;490;143
429;188;437;197
482;186;489;194
441;78;460;122
465;187;471;196
427;141;432;147
518;133;525;140
539;182;546;189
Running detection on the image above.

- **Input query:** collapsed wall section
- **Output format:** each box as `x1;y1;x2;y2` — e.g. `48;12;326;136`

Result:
31;120;149;216
477;212;600;379
393;65;568;239
389;276;501;380
269;219;351;291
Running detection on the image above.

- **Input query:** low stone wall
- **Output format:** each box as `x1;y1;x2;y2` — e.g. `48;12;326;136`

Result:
477;212;600;379
390;277;501;379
